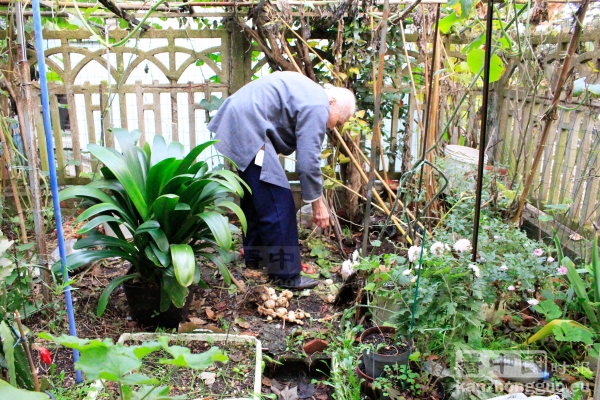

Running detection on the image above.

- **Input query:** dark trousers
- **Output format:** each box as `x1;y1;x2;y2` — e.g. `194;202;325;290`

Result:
238;160;302;279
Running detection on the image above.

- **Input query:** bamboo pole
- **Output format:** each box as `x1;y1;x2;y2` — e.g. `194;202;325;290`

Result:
0;115;28;244
332;128;414;242
14;311;40;392
511;0;591;223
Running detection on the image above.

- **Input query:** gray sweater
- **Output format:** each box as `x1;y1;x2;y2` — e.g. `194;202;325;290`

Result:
207;71;330;202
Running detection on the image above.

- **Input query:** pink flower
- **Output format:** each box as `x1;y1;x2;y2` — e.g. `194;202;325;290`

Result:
453;239;472;253
507;285;515;291
533;248;544;257
547;257;555;263
527;289;535;293
556;266;568;275
527;299;539;306
499;265;508;272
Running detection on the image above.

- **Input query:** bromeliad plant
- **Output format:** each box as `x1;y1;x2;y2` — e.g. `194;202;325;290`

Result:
58;128;247;316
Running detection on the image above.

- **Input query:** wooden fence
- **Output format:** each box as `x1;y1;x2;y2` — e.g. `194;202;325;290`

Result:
22;16;600;239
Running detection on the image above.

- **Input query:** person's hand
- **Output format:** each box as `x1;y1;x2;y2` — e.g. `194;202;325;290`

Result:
311;197;330;229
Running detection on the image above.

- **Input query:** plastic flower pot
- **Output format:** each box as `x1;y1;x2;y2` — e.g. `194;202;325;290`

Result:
356;355;376;399
122;274;193;328
360;326;409;378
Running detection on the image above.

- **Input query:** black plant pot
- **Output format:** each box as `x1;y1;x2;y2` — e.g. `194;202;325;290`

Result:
123;281;193;328
360;326;410;378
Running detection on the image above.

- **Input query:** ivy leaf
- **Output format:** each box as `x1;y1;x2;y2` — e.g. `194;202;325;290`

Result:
466;48;505;83
553;322;594;345
533;299;562;321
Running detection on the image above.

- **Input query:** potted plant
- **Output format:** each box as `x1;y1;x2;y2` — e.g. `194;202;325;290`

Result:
359;326;410;378
56;128;247;327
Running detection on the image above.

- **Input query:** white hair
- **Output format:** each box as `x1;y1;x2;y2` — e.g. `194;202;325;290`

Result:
324;86;356;120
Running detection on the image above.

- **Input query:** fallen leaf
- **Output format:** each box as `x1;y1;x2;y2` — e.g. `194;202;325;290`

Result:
189;317;207;325
238;331;259;337
271;379;284;391
242;269;267;280
570;233;583;241
200;372;216;385
235;318;250;329
298;374;315;398
215;301;228;311
205;307;216;320
202;325;225;333
191;297;206;309
178;322;198;333
271;385;299;400
262;377;272;387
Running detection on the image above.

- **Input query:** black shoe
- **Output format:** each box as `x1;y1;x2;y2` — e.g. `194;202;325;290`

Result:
270;275;319;290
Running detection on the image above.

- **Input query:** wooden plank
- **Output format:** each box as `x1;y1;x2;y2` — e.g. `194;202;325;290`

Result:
547;111;570;205
171;87;179;142
119;92;128;131
557;111;582;206
99;82;113;148
188;83;196;149
65;83;82;178
83;82;98;172
153;80;162;137
49;94;66;182
568;114;594;224
135;82;146;145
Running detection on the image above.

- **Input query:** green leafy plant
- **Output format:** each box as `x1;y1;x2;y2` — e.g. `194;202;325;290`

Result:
0;234;36;391
57;128;247;315
525;233;599;355
37;332;227;399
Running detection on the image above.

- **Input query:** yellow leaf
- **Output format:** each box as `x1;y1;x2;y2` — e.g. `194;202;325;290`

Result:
525;319;590;345
355;110;366;118
348;67;360;76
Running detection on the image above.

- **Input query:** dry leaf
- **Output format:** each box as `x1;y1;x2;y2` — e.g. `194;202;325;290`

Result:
178;322;198;333
215;301;228;311
570;233;583;241
205;307;216;320
262;377;272;387
235;318;250;329
200;372;216;385
271;385;299;400
189;317;207;325
191;297;206;309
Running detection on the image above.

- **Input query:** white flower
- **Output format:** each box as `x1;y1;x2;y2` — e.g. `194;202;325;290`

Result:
507;285;515;291
410;275;418;283
468;264;480;277
402;269;412;276
499;265;508;272
454;239;472;253
527;299;539;306
547;257;555;263
341;259;354;281
352;250;359;263
527;288;535;293
430;242;445;256
494;235;499;240
444;244;451;252
408;246;426;263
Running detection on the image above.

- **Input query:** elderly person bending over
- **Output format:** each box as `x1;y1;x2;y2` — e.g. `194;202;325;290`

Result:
208;71;356;289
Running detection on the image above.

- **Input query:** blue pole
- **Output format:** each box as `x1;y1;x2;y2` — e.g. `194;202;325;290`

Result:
31;0;82;383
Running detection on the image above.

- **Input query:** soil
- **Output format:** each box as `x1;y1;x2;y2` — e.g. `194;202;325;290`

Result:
24;214;343;398
132;339;256;399
361;331;407;356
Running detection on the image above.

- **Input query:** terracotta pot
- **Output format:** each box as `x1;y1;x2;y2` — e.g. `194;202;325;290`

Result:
356;356;376;399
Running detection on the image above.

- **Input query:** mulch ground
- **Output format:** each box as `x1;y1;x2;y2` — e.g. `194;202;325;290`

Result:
20;214;356;398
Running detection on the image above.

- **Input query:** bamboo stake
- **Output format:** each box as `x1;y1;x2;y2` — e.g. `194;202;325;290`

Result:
0;115;28;244
349;137;428;234
511;0;591;223
332;128;413;241
14;311;40;392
